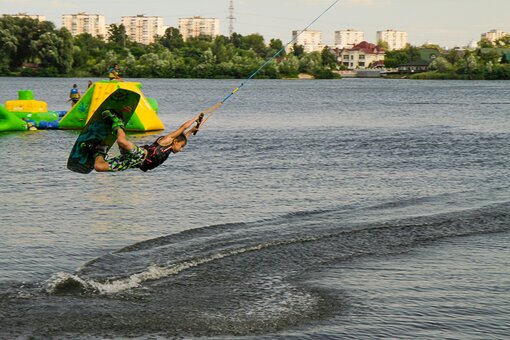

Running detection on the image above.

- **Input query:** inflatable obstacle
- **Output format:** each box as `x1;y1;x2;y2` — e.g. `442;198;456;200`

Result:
59;81;164;132
0;103;27;132
1;90;64;132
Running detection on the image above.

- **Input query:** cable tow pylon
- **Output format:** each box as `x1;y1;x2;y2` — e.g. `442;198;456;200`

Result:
197;0;341;128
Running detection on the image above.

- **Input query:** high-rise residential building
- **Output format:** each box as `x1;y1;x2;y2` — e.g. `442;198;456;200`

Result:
376;29;408;50
334;29;365;49
292;30;324;53
481;29;508;43
4;12;46;21
121;15;165;44
62;13;106;38
178;16;220;41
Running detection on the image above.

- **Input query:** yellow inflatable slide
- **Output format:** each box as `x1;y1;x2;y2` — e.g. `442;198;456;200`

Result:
59;81;164;132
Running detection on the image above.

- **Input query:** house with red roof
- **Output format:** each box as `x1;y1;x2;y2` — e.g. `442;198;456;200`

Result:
337;41;386;70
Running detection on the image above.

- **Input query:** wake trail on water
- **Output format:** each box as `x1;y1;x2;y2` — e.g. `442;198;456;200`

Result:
43;198;510;297
2;195;509;338
44;236;318;296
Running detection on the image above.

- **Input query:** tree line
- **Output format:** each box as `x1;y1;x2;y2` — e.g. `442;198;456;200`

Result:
383;42;510;80
0;16;339;79
3;16;509;80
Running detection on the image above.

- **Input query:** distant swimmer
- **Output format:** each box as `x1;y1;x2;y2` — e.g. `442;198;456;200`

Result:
69;84;81;107
108;63;123;81
83;111;204;172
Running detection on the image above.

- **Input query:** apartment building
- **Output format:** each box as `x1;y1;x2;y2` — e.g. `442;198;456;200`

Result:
376;29;408;50
481;29;508;43
334;29;365;49
121;15;165;44
62;13;106;38
178;16;220;41
292;30;324;53
4;12;46;21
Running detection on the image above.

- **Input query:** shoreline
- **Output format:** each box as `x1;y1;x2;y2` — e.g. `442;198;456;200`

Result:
0;74;506;81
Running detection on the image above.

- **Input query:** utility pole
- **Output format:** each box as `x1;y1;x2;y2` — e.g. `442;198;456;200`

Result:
227;0;235;36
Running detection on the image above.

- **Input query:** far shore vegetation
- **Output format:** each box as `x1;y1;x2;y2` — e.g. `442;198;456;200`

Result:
383;41;510;80
0;16;338;80
1;16;510;80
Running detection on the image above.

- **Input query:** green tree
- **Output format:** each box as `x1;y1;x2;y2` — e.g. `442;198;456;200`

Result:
260;60;279;79
159;27;184;50
269;38;286;57
203;49;216;64
135;52;178;77
127;42;149;59
74;33;106;56
57;27;74;73
211;36;230;63
421;43;443;52
383;46;421;68
186;36;213;51
33;28;73;74
0;25;19;69
108;24;128;47
490;63;510;78
14;17;42;66
445;49;463;65
428;56;453;73
292;44;304;57
278;55;300;78
377;40;389;50
407;46;421;62
495;35;510;47
478;38;493;48
230;32;243;48
299;52;321;73
0;16;56;68
312;67;340;79
457;51;481;79
384;49;410;68
241;34;266;57
478;49;503;64
93;50;121;77
321;46;337;68
216;60;236;77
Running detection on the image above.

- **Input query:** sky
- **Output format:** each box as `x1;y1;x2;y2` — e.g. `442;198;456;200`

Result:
1;0;509;48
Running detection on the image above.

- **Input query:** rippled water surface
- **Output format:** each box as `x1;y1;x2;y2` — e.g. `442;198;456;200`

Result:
0;78;509;338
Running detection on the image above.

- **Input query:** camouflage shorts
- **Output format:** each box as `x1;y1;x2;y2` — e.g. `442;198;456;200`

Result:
106;145;146;172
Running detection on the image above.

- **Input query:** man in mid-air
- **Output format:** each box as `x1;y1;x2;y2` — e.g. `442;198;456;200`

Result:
85;111;203;172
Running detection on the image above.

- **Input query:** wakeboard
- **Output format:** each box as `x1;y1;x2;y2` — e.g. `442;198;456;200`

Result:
67;88;141;174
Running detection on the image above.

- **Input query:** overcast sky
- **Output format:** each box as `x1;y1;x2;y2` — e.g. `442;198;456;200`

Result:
1;0;509;48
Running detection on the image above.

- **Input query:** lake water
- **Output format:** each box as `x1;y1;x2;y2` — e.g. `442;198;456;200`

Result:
0;78;509;338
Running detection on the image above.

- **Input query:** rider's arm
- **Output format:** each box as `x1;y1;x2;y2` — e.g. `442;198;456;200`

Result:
185;126;199;139
168;114;202;139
